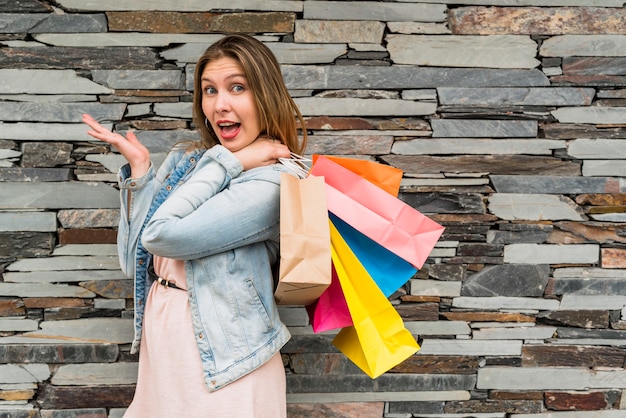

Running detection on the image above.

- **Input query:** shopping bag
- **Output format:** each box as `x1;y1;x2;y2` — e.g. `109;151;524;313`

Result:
306;215;416;333
310;155;445;269
330;213;416;297
305;264;353;333
275;173;332;305
329;221;420;379
312;155;403;196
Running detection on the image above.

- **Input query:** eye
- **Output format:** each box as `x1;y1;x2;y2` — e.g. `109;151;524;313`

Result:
232;84;245;93
204;86;216;95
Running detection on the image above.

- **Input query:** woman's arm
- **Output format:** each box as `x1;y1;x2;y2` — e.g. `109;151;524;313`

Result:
141;145;285;260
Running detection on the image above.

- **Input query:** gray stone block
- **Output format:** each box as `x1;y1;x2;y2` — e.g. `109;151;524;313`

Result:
295;20;384;44
0;183;119;210
560;295;626;310
281;65;550;89
488;194;586;221
452;296;560;310
388;35;540;69
583;160;626;177
0;212;56;232
438;87;595;106
0;318;39;332
30;13;107;33
33;32;225;47
287;373;476;393
550;276;626;295
473;326;557;340
419;339;522;356
294;97;436;117
568;138;626;159
0;232;55;258
431;119;537;138
0;122;113;141
0;12;47;33
0;69;111;94
392;138;562;155
7;255;120;272
462;264;549;297
0;167;72;181
303;2;446;22
52;363;138;385
56;0;302;12
4;270;126;283
0;343;119;363
0;364;50;384
503;243;599;264
0;282;95;298
541;34;626;57
552;107;626;124
11;318;133;345
91;69;183;90
0;102;125;123
477;366;590;390
491;175;621;194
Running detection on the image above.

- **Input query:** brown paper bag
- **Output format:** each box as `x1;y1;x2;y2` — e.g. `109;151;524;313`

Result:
275;173;331;305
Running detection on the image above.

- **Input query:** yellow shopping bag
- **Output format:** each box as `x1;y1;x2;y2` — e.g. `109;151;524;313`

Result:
329;221;420;379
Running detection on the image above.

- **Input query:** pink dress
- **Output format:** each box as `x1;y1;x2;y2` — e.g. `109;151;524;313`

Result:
124;256;287;418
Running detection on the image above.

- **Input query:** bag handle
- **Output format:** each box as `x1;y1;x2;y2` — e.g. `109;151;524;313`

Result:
279;152;311;179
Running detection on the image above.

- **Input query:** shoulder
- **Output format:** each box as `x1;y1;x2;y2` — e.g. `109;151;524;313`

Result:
236;164;292;186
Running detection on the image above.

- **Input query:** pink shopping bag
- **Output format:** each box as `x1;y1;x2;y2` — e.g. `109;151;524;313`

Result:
312;155;402;196
310;156;445;269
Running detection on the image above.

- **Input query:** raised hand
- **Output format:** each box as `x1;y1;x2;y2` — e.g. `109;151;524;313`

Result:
82;113;151;178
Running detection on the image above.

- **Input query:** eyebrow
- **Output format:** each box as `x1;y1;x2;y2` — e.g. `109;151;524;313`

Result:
201;73;246;83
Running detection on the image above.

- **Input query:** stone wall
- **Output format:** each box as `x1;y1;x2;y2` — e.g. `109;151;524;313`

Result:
1;1;625;417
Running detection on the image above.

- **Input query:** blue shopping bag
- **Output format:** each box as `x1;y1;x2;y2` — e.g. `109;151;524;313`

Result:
329;213;417;297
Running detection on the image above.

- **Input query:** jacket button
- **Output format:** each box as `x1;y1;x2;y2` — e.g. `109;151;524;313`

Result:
138;259;144;265
166;185;172;191
129;182;136;187
198;333;204;339
190;157;196;163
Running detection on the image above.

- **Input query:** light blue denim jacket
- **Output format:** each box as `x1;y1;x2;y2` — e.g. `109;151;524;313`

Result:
116;144;291;391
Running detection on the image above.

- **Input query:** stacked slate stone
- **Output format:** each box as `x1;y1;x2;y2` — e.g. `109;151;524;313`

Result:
1;1;625;417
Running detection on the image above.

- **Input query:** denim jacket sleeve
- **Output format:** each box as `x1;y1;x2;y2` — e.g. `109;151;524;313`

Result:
116;162;155;278
140;145;283;260
116;148;185;278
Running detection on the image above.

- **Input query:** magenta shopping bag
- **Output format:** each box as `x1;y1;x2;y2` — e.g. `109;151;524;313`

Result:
306;264;353;333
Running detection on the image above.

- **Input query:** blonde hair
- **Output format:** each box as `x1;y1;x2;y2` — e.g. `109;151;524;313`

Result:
192;33;307;154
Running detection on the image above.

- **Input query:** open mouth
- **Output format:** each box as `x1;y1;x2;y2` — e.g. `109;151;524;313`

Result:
217;121;241;139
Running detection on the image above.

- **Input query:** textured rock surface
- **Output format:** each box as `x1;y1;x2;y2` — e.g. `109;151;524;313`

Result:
0;1;624;417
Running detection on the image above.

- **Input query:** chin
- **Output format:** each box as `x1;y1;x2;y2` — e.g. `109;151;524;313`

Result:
221;142;242;153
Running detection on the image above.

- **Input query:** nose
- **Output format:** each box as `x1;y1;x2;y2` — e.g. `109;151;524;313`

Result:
215;91;231;113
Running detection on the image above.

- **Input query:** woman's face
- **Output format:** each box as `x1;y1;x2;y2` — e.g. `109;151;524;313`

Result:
200;57;261;153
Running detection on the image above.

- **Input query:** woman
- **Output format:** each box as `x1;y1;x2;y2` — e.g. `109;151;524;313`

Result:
83;33;307;417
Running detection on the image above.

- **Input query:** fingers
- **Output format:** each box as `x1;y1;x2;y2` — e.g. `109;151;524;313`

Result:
83;114;113;141
83;113;129;147
126;130;139;143
273;143;291;160
82;113;105;133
